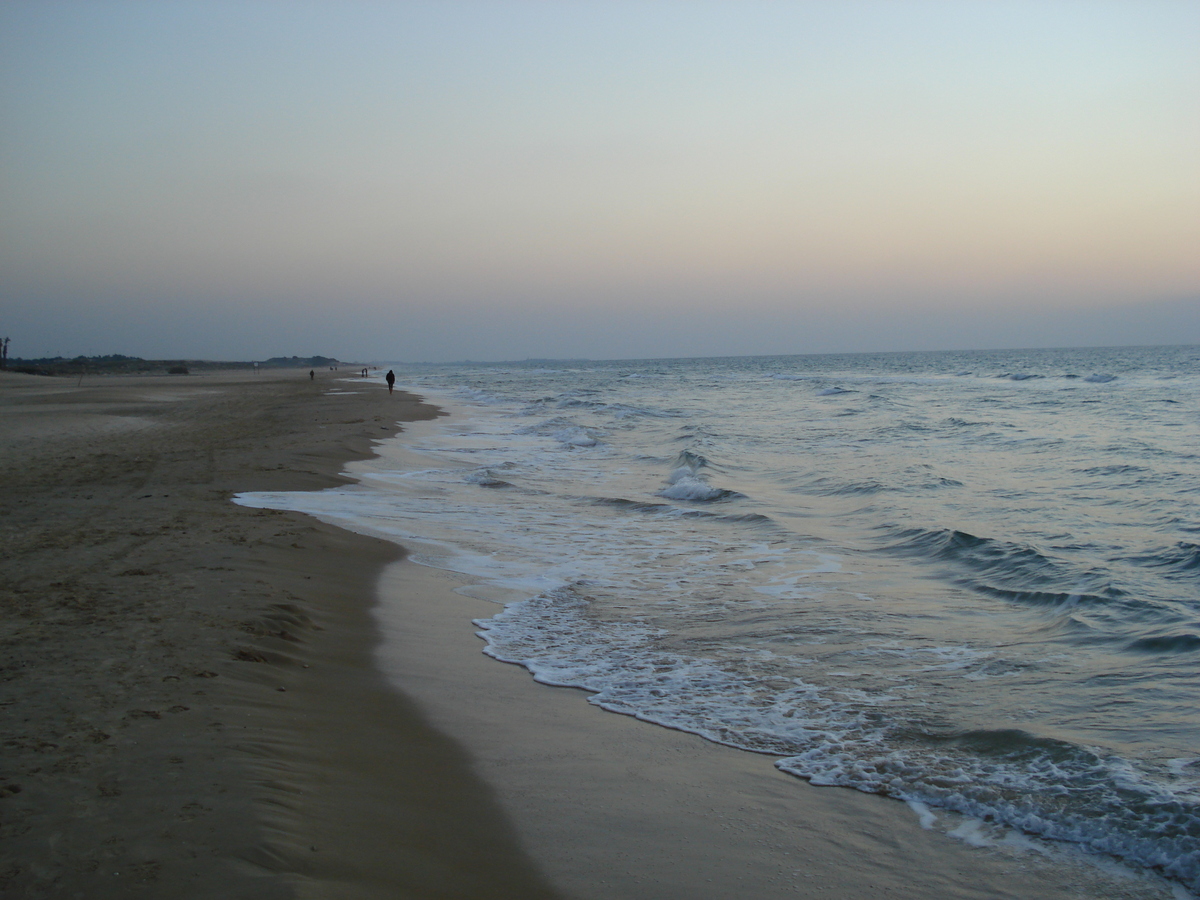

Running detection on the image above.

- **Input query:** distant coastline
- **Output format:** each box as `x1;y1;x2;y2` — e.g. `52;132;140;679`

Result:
4;353;347;377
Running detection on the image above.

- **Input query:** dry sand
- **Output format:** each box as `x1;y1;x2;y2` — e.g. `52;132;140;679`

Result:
0;368;1179;900
0;369;556;899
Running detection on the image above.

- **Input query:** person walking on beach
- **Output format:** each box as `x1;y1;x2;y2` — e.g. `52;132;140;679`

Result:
386;369;395;394
309;369;314;380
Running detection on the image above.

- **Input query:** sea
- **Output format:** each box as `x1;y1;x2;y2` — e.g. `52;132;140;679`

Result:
238;345;1200;893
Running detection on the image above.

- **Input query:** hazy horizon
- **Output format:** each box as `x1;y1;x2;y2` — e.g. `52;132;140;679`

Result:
9;324;1200;367
3;1;1197;363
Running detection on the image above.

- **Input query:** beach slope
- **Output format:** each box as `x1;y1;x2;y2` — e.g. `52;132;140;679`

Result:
0;369;559;899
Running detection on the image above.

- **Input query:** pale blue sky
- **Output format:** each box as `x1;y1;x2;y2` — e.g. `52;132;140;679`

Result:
2;1;1197;361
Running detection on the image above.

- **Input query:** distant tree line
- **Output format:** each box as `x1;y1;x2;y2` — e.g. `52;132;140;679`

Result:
5;354;342;376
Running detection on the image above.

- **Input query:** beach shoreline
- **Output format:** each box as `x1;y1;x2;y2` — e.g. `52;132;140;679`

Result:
345;413;1184;900
1;367;1182;900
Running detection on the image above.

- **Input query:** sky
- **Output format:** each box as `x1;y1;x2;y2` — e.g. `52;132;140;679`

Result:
1;1;1197;363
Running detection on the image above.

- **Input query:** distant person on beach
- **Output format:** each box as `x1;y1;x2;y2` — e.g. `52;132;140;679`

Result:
309;369;314;380
386;370;395;394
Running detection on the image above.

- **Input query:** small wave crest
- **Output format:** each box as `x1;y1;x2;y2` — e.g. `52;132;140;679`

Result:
591;497;675;514
1124;542;1200;577
513;420;604;448
882;528;1128;609
659;449;739;502
553;426;601;448
971;583;1116;609
1075;464;1149;477
588;496;771;524
887;528;1055;571
604;402;682;420
673;449;710;470
1126;633;1200;654
660;474;738;502
804;476;889;496
464;468;514;488
513;415;575;434
512;416;604;447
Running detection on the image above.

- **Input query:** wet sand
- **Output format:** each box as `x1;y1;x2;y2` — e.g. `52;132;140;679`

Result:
368;546;1181;900
0;367;1178;899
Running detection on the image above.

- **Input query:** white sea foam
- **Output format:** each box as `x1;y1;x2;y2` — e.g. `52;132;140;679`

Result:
552;426;601;447
906;799;939;829
658;474;725;501
948;818;994;847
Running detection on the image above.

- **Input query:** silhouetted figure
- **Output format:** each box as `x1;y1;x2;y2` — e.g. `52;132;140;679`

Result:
309;369;314;380
386;370;396;394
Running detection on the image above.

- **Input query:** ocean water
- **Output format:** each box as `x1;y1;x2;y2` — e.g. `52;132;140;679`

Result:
238;345;1200;891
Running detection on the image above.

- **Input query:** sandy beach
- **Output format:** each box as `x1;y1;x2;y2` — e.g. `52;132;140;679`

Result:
0;368;1178;900
0;369;556;899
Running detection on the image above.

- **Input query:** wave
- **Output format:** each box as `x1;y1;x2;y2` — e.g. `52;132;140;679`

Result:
1123;542;1200;577
781;726;1200;891
525;391;685;421
886;527;1059;574
1075;464;1149;476
547;398;683;420
478;588;1200;893
553;426;601;448
673;423;724;442
882;527;1127;605
1126;633;1200;653
928;476;963;488
589;496;771;524
513;415;577;434
659;449;740;502
1084;373;1118;383
590;496;675;514
463;469;514;488
514;417;604;447
878;529;1200;651
804;476;890;496
970;583;1122;610
673;449;710;471
602;403;684;420
659;475;740;502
